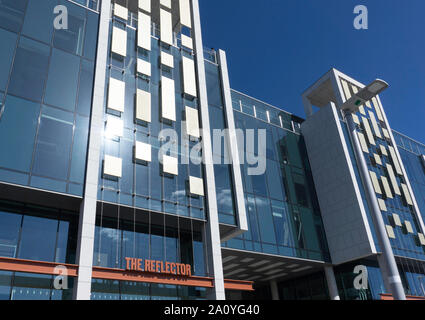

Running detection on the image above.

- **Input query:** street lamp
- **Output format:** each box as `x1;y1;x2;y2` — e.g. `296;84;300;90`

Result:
340;79;406;300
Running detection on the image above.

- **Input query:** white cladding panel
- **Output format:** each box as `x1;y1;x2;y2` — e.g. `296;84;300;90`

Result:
182;56;197;98
138;12;151;51
136;89;151;123
161;51;174;68
114;4;128;20
137;59;151;77
104;155;122;178
135;141;152;162
161;76;176;121
160;9;173;46
139;0;151;12
108;78;125;113
189;176;204;196
163;155;178;175
185;106;200;138
111;27;127;57
179;0;192;28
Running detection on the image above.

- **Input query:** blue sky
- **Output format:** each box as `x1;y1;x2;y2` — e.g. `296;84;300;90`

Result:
199;0;425;144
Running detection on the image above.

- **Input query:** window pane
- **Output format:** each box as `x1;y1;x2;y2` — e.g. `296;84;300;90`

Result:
0;271;12;300
0;28;17;91
0;211;22;258
18;215;58;262
11;273;52;300
8;37;50;102
83;10;99;60
21;0;56;44
0;95;40;172
53;1;86;56
0;0;27;33
69;115;89;183
44;49;80;111
255;196;276;244
32;106;74;180
76;60;95;116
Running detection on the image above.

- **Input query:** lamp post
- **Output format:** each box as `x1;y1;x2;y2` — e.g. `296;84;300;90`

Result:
340;79;406;300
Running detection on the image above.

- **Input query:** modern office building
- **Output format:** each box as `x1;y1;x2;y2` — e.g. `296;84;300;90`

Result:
0;0;424;300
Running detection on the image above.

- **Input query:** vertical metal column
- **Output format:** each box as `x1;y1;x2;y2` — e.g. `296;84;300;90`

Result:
73;0;111;300
270;281;279;300
345;112;406;300
190;0;226;300
324;266;340;300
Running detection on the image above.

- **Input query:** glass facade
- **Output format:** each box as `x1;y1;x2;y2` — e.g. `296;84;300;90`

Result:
393;131;425;224
223;91;330;262
0;0;99;196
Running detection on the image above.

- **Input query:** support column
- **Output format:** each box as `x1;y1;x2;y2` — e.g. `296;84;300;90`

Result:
324;266;340;300
190;0;225;300
345;112;406;300
216;49;248;241
270;280;279;300
73;0;111;300
377;254;392;294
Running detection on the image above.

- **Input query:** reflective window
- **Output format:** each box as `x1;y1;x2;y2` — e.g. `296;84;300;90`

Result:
53;1;86;56
255;196;276;244
0;271;12;300
0;28;17;91
44;49;81;111
0;211;21;258
32;106;74;180
76;60;95;116
0;95;40;172
18;215;58;262
21;0;56;44
0;0;27;33
8;37;50;102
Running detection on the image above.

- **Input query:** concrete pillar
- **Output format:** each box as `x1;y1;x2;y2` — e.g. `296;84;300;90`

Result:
324;266;340;300
377;254;392;294
270;280;279;300
190;0;226;300
72;0;111;300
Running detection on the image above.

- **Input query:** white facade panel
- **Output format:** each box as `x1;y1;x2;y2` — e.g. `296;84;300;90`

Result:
389;146;403;175
368;111;382;138
135;141;151;162
114;4;128;20
104;155;122;178
138;12;151;51
381;176;393;199
357;132;369;154
160;51;174;68
179;0;192;28
139;0;151;12
163;155;178;175
369;171;382;195
181;34;193;50
362;117;375;146
161;76;176;121
137;59;151;77
136;89;151;123
185;106;200;138
386;164;401;195
160;0;171;9
160;9;173;46
108;78;125;113
182;56;197;98
105;115;123;138
401;183;413;206
189;176;204;196
111;26;127;57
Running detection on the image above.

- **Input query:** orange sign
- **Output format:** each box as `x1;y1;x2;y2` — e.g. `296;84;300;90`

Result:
125;257;192;277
